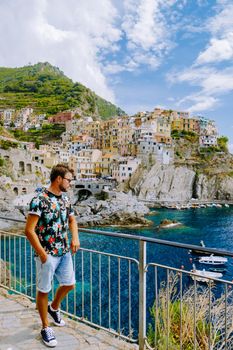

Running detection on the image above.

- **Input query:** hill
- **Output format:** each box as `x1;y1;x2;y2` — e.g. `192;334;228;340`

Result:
0;62;125;119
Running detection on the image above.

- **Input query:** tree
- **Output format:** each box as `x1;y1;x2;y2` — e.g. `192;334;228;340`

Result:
217;136;228;152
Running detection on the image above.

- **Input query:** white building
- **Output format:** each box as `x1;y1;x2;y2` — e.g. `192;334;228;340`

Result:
59;150;70;164
75;149;102;179
199;135;218;147
15;108;33;128
111;157;141;182
3;109;15;126
68;136;95;155
137;139;173;165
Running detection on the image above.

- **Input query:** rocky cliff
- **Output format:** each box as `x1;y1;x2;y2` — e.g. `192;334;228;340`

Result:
128;153;233;202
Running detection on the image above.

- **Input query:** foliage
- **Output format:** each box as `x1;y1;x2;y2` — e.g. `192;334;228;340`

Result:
175;150;182;158
0;126;15;138
0;139;18;150
0;62;125;118
217;136;228;152
147;273;233;349
172;130;198;142
11;124;65;145
0;157;14;178
95;191;109;200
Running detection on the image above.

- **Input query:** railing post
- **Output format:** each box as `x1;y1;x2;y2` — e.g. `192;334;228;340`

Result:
139;240;146;350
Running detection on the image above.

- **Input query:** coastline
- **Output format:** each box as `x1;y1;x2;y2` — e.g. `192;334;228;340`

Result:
142;199;233;209
0;191;232;233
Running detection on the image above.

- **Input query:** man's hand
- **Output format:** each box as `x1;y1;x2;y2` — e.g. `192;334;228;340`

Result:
39;252;48;264
70;238;80;254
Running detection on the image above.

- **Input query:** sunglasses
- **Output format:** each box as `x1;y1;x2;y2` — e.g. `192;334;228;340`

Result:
63;177;73;183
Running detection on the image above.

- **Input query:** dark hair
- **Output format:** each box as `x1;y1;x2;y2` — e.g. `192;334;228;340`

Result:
50;163;74;182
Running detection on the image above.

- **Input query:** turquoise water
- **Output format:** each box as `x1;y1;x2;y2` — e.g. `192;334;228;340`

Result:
78;206;233;336
87;206;233;272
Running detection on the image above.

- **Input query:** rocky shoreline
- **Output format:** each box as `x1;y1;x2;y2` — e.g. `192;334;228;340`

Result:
0;189;232;232
74;192;151;227
0;191;152;230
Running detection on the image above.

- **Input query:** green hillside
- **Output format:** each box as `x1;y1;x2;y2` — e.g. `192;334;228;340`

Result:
0;62;125;118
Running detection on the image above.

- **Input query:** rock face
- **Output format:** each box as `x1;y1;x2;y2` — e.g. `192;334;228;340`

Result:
75;192;151;227
196;174;233;200
129;163;233;202
131;164;195;202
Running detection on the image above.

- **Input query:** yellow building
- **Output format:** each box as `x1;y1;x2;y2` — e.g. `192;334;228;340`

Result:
157;117;171;137
101;153;116;175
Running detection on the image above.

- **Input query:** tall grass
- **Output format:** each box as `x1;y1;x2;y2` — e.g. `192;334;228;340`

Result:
147;273;233;349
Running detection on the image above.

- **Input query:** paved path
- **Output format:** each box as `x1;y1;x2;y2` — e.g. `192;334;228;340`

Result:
0;288;138;350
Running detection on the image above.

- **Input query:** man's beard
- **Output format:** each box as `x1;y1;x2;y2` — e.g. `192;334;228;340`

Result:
59;184;67;192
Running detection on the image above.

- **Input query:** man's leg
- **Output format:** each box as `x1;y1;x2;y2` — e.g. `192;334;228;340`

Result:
51;252;76;310
37;291;49;328
51;284;74;310
48;285;74;326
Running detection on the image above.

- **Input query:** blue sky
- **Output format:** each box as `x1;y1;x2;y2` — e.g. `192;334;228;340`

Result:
0;0;233;152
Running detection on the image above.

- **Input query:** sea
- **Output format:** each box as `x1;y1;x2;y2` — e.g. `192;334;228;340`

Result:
85;205;233;274
77;205;233;337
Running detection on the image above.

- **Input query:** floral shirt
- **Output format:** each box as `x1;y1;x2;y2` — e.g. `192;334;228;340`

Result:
29;188;74;256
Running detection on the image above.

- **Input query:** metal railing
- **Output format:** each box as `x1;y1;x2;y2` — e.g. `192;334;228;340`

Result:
1;216;233;349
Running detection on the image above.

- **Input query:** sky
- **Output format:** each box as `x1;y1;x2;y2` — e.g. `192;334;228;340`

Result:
0;0;233;152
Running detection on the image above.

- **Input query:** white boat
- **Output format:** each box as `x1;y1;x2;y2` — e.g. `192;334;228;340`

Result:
191;266;223;283
198;254;228;265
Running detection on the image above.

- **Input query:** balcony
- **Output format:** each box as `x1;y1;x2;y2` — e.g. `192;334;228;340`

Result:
1;216;233;349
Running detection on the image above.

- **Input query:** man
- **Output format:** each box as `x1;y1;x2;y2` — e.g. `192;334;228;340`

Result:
25;164;80;347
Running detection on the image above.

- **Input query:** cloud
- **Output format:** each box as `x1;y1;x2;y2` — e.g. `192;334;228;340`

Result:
178;94;218;113
123;0;170;51
0;0;122;102
0;0;182;103
169;66;233;95
196;3;233;64
167;1;233;114
168;65;233;112
104;0;177;73
197;35;233;64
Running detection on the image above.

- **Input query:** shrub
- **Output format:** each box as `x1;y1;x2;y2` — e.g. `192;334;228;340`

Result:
95;191;109;200
217;136;228;152
147;273;233;349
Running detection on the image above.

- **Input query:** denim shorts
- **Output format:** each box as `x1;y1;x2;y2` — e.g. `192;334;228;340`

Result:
35;252;76;293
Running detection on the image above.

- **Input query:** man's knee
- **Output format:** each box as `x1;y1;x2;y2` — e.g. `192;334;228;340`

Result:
37;290;49;297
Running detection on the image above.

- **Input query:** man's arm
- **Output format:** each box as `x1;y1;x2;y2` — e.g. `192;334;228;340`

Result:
69;215;80;254
25;214;48;263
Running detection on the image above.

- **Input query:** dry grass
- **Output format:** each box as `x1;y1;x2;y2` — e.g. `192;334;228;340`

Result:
147;273;233;349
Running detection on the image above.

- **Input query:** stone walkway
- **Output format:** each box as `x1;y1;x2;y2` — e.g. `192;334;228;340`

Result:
0;288;138;350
